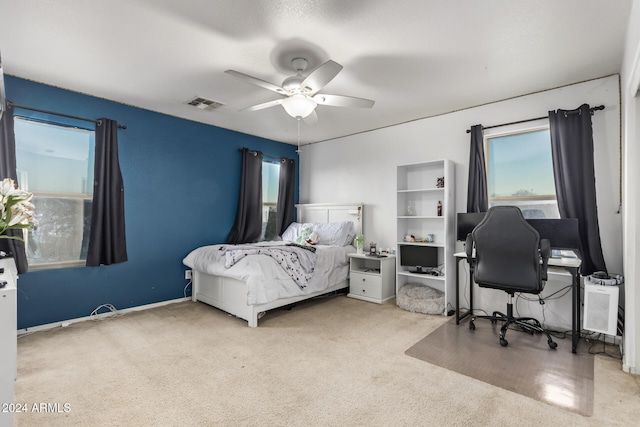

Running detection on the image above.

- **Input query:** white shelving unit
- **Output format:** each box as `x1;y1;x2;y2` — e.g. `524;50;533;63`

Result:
0;258;17;427
396;159;455;315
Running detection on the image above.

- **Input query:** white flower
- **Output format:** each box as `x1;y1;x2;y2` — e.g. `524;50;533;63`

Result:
0;177;37;241
0;178;21;197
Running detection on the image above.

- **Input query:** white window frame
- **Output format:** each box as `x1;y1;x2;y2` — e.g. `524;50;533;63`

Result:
14;118;94;270
483;120;559;218
261;160;280;241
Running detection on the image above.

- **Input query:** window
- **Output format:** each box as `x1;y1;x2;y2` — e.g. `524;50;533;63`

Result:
261;161;280;241
485;126;559;219
14;118;95;269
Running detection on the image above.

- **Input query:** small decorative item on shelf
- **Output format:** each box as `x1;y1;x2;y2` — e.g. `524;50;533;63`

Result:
369;242;377;255
437;200;442;217
427;234;435;243
436;177;444;188
354;234;364;254
0;178;36;241
406;200;416;216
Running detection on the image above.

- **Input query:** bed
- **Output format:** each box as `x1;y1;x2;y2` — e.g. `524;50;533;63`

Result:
183;203;363;327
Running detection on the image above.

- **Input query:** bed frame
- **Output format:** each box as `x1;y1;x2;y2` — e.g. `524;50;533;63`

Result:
191;203;363;327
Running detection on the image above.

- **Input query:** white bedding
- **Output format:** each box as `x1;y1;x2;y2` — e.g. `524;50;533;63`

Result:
183;242;355;305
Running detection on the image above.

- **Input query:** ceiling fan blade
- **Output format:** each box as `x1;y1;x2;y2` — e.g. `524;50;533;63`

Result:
301;60;343;95
303;110;318;125
241;99;284;112
225;70;286;95
313;94;375;109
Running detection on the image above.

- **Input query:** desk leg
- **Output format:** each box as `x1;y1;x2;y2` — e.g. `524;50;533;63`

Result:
456;258;461;324
455;257;472;324
469;264;474;318
571;267;580;353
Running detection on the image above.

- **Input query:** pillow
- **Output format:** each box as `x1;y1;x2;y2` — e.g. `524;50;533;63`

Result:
312;221;355;246
282;222;312;242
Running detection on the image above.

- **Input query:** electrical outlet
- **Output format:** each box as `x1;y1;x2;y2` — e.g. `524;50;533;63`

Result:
185;269;192;280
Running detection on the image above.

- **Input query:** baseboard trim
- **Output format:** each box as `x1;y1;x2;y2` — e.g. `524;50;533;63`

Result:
18;297;191;335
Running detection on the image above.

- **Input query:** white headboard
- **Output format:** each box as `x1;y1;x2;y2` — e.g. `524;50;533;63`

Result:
295;203;363;236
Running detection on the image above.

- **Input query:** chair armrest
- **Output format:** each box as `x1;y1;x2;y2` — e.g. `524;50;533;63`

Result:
540;239;551;281
465;233;474;265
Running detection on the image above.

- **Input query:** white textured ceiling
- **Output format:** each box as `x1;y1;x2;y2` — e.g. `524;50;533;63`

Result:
0;0;632;145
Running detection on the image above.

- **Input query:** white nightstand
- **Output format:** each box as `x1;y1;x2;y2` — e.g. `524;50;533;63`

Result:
347;253;396;304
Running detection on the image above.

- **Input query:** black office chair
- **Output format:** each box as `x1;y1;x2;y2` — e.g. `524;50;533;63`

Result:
465;206;557;349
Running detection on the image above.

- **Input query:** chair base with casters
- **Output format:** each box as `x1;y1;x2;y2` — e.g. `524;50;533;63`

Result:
469;293;557;349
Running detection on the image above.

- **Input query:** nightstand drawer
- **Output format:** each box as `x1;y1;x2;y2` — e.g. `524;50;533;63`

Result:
349;272;382;298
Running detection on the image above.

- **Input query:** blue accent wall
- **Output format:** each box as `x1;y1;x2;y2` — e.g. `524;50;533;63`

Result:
5;76;299;329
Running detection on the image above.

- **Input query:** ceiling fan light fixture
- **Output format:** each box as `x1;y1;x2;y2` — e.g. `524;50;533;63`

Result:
227;58;373;123
281;94;317;118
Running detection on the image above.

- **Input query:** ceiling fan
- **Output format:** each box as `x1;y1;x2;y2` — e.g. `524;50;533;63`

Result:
225;58;374;124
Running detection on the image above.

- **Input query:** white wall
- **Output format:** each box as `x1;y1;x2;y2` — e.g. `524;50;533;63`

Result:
621;0;640;374
300;75;622;331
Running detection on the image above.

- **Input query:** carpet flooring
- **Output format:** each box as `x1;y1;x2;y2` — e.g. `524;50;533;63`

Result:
14;297;639;426
406;317;594;416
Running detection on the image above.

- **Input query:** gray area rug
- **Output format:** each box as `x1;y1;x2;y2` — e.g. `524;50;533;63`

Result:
406;317;594;416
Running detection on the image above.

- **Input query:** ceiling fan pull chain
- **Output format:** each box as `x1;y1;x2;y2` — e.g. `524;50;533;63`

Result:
297;118;302;154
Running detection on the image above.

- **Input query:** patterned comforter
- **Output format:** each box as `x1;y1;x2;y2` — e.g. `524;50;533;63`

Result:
223;244;317;289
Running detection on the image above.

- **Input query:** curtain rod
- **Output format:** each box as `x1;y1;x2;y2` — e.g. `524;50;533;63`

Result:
8;102;127;129
240;148;293;163
465;105;605;133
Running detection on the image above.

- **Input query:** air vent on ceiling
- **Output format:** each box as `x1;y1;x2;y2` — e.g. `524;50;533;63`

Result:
187;96;224;111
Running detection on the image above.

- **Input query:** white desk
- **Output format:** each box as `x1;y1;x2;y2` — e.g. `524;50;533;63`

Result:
454;251;582;353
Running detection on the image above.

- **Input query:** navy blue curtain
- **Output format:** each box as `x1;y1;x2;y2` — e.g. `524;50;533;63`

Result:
228;148;263;244
276;158;295;237
549;104;606;275
0;102;28;273
467;124;488;213
86;118;128;266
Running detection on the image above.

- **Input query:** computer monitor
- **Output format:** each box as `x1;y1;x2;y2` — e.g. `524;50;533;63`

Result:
456;212;486;241
399;244;438;274
527;218;580;251
456;211;580;253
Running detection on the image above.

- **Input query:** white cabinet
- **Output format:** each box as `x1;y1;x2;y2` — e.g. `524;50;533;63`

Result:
347;253;396;304
396;160;455;315
0;258;17;427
